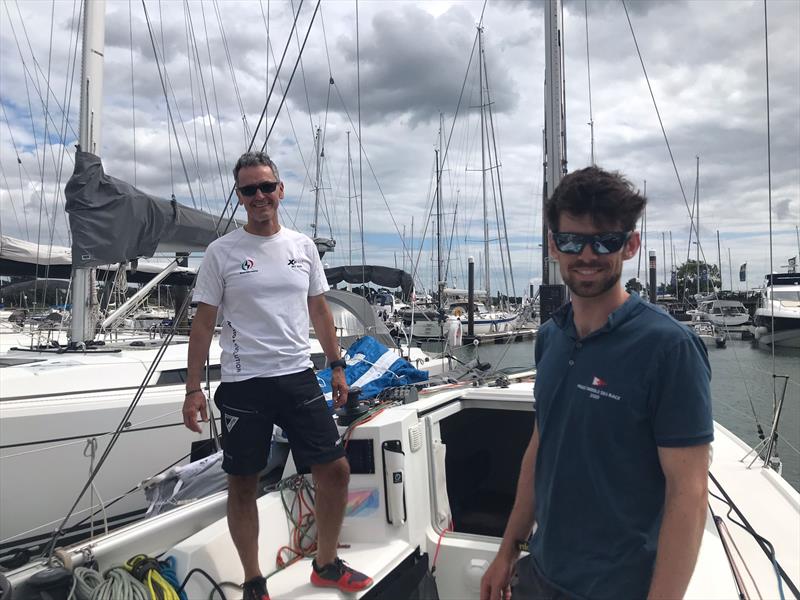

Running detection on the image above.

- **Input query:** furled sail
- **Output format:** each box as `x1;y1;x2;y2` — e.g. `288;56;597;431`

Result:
66;151;239;267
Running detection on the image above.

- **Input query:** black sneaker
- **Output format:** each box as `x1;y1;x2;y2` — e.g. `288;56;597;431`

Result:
310;557;374;592
242;575;270;600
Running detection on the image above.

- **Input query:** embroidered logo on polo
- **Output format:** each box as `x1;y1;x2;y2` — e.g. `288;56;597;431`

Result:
238;257;259;274
577;375;621;401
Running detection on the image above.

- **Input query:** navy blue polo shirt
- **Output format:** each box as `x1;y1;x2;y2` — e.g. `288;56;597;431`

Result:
531;293;712;600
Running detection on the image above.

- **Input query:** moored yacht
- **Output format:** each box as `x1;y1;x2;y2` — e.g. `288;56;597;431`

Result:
752;273;800;348
689;299;751;328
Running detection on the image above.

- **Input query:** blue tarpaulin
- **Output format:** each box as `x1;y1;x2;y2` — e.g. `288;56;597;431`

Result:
316;336;429;406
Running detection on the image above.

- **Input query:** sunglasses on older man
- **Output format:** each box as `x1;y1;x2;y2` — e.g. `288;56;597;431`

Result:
238;180;280;197
552;231;632;255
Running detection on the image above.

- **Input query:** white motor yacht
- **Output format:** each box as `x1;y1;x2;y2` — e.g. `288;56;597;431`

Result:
752;273;800;348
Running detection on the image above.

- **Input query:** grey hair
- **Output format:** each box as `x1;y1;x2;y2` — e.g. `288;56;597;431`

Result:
233;151;280;184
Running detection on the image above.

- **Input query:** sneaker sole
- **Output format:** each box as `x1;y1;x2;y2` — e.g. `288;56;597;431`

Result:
310;574;373;593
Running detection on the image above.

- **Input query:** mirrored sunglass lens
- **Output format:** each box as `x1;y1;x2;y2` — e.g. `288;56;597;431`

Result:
555;235;585;254
593;234;626;254
240;181;278;196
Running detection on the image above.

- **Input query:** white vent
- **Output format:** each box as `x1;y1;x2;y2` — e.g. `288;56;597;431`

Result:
408;423;423;452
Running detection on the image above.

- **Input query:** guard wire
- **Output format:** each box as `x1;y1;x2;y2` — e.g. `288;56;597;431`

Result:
708;471;797;599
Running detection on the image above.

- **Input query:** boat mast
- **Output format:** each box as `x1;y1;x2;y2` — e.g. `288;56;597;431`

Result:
717;230;723;291
436;119;444;310
70;0;106;346
696;156;700;296
347;131;352;267
478;26;490;302
312;126;321;239
543;0;566;287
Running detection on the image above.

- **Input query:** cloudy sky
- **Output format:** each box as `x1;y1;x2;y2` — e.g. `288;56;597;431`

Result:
1;0;798;298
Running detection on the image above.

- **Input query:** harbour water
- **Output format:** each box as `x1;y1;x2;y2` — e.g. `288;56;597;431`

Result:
437;335;800;492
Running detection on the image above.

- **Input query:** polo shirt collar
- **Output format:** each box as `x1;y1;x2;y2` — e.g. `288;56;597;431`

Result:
551;292;645;340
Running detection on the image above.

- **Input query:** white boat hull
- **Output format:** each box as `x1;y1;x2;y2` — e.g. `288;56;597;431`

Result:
0;343;220;552
5;379;797;600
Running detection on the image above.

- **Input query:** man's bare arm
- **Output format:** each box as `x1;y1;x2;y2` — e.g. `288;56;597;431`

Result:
308;294;348;407
183;302;217;432
647;444;710;599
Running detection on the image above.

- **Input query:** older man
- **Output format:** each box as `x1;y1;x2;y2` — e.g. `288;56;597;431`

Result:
183;151;372;600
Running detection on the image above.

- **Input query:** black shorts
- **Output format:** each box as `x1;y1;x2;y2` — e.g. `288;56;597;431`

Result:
512;555;575;600
214;368;345;476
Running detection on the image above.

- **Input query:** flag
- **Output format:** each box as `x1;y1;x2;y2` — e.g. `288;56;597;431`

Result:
789;257;797;273
739;263;747;282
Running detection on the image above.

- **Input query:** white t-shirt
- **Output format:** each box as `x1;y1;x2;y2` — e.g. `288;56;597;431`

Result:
193;226;329;381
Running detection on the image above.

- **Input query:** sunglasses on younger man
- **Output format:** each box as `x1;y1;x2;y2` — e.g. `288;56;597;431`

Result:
238;180;280;196
552;231;632;255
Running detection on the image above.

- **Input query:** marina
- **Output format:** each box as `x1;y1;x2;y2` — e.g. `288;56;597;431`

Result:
1;0;799;597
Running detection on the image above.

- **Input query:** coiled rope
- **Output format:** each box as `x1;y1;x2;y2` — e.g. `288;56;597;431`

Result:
124;554;181;600
67;566;149;600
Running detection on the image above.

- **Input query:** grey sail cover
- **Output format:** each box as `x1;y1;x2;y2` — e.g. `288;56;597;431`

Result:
324;265;414;298
66;151;238;267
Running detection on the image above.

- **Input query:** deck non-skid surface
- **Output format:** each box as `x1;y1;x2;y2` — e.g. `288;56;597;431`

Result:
268;540;414;599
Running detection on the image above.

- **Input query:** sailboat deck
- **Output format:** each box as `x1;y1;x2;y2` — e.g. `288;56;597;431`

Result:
704;423;800;598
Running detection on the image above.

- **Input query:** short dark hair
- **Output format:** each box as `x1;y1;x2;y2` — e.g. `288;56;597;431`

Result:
545;166;646;232
233;151;280;184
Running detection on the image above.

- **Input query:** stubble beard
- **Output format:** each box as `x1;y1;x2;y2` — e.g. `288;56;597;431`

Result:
562;262;622;299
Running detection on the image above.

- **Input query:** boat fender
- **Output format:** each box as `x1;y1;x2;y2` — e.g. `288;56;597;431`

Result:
27;566;73;600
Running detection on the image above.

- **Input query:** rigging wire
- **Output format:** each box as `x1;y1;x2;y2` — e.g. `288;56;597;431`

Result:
158;0;175;194
212;0;252;144
199;1;232;215
216;0;322;237
129;0;138;186
141;0;199;210
708;472;796;599
259;0;271;150
184;2;224;215
762;0;778;420
584;0;595;165
356;0;365;273
481;43;516;300
288;0;321;151
621;1;712;270
0;166;27;238
1;106;32;240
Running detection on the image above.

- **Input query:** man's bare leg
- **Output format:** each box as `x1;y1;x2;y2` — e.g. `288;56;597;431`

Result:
228;473;261;580
311;457;350;565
